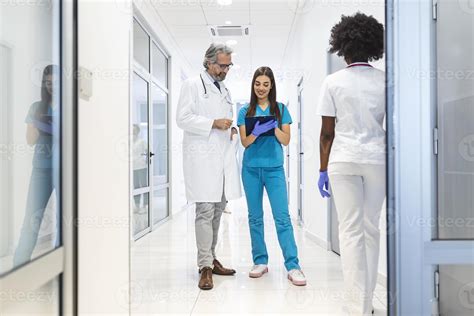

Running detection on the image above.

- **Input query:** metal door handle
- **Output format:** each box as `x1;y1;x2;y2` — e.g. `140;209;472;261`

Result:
149;152;155;157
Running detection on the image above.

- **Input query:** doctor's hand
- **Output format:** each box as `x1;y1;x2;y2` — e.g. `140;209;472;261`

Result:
318;170;331;198
251;120;277;137
230;127;238;140
213;119;233;130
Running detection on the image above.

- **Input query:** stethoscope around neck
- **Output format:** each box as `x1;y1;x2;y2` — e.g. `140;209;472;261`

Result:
200;74;230;100
200;74;210;99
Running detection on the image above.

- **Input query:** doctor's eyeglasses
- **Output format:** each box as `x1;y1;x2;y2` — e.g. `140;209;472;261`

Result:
215;63;233;70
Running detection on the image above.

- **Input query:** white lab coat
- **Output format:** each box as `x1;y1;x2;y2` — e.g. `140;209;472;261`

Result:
176;71;242;203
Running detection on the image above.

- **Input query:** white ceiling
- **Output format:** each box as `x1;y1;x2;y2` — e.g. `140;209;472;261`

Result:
151;0;304;101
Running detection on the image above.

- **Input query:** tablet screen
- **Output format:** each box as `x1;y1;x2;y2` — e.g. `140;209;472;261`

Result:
244;116;276;137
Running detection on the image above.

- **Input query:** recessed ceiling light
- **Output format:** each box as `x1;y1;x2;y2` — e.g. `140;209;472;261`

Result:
226;39;238;46
225;20;232;25
217;0;232;5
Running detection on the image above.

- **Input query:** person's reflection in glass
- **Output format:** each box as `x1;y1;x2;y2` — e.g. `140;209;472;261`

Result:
132;124;148;213
13;65;60;267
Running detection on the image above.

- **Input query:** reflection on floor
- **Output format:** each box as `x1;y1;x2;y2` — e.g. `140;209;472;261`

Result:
131;198;388;315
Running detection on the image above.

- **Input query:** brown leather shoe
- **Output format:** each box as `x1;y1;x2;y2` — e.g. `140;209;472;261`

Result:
198;267;213;290
212;259;236;276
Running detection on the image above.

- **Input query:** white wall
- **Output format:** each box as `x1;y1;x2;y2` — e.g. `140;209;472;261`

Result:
78;0;195;312
78;0;132;313
282;0;387;281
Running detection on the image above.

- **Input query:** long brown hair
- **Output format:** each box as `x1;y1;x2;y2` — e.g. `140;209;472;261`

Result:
36;64;59;119
246;66;281;124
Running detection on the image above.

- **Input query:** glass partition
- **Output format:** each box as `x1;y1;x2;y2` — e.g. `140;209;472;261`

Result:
0;0;62;275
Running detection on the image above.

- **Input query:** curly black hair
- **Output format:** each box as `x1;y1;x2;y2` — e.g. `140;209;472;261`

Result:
329;12;384;63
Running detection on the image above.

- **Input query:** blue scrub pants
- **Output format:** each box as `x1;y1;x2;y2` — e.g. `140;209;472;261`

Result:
13;167;60;267
242;165;300;271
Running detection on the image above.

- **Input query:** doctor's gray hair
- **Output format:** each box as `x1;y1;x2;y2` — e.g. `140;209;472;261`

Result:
203;43;233;69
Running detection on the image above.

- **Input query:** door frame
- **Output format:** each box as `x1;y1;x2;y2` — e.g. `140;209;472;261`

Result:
0;42;13;258
297;77;304;225
386;0;474;314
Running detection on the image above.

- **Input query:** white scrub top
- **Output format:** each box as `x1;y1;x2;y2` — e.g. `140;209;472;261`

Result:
316;63;386;165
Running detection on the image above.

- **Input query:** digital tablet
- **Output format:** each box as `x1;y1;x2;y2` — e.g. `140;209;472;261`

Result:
40;114;53;124
245;115;276;137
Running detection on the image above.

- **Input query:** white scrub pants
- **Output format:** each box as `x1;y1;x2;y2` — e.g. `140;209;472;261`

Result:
328;162;386;316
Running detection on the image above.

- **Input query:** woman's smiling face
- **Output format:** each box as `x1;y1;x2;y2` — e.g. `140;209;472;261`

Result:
254;75;272;101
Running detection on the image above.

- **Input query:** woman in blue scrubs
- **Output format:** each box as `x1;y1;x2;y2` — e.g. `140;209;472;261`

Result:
14;65;60;267
237;66;306;286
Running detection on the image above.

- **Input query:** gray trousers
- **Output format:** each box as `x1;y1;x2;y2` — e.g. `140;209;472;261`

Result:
195;191;226;269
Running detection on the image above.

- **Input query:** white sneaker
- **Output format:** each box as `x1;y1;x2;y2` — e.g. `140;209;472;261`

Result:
288;269;307;286
249;264;268;278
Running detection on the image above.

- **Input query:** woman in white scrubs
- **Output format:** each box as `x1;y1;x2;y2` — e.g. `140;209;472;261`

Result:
316;13;385;316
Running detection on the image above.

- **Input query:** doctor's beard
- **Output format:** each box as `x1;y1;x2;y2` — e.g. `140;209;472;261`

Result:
216;71;227;81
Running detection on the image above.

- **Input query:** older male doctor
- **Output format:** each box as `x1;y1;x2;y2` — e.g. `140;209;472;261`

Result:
176;43;241;290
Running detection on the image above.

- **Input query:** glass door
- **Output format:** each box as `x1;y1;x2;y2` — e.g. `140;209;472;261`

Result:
150;42;169;226
435;1;474;314
132;73;151;238
386;0;474;314
132;18;170;239
151;83;169;225
0;0;76;314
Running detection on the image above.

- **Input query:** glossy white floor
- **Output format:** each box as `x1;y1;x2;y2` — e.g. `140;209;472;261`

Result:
131;197;388;315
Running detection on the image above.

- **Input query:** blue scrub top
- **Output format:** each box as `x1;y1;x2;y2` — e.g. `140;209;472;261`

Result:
25;101;60;169
237;102;292;168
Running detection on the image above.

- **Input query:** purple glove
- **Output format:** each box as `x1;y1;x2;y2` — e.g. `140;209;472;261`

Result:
318;170;331;198
251;120;277;137
33;120;53;135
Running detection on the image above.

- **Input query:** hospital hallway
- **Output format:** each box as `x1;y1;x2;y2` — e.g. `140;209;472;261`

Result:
131;198;387;315
1;0;474;315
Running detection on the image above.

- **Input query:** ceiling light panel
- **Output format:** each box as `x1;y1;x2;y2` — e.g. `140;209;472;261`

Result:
201;0;250;10
204;9;250;25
